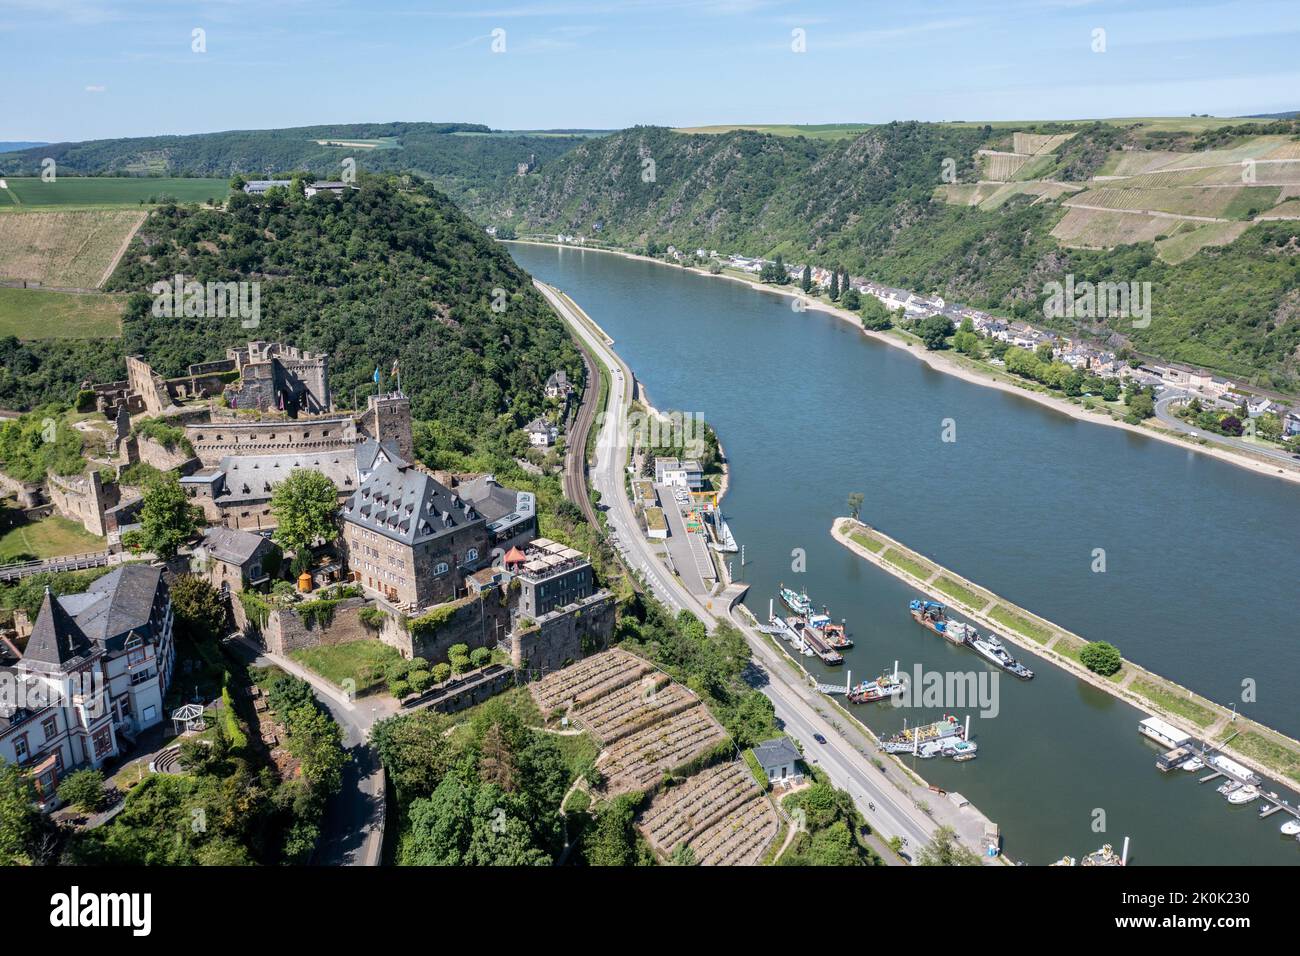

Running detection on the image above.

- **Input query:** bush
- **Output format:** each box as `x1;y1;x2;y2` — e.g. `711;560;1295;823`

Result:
57;768;106;813
388;678;410;699
469;647;491;669
408;669;433;694
1079;641;1123;676
431;663;451;684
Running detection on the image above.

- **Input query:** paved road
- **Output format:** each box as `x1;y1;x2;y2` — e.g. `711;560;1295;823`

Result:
1154;392;1300;466
230;637;395;866
535;279;981;863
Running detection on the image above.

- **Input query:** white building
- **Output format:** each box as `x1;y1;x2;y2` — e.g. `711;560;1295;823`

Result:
0;566;174;801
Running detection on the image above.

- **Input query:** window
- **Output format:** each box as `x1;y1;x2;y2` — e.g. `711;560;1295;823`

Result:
13;735;29;763
434;562;449;575
92;727;113;759
466;548;479;562
142;705;157;723
41;716;58;739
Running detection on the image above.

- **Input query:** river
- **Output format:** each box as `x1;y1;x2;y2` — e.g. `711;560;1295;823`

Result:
508;241;1300;866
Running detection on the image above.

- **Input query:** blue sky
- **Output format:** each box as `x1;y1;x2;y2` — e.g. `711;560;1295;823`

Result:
3;0;1299;141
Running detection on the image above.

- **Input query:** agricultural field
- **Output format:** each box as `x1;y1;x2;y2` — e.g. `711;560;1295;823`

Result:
977;150;1030;181
1;176;227;207
0;208;145;288
637;761;779;865
0;286;124;339
1050;207;1169;248
675;123;874;141
1064;185;1281;220
1258;198;1300;219
1155;221;1252;264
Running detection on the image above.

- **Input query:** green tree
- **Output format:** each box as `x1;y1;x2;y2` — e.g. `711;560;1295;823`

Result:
57;768;107;813
917;825;983;866
0;761;38;865
270;468;339;555
170;574;228;645
859;297;893;331
371;710;453;803
137;471;201;559
847;492;864;520
917;315;954;350
667;842;697;865
284;704;348;794
1079;640;1123;676
841;288;861;310
800;264;812;292
829;270;840;301
585;793;640;866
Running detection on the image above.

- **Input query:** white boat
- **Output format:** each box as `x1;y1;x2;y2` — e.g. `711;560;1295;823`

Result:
1180;756;1204;772
969;633;1034;680
1227;785;1260;805
1216;779;1241;796
1280;820;1300;836
944;739;978;761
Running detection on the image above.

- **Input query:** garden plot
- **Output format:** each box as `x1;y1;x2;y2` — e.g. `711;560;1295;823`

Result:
637;760;775;864
686;794;781;866
531;647;649;715
575;678;697;745
598;702;729;794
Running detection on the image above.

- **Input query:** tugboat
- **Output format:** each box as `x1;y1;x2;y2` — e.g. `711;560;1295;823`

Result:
969;632;1035;680
848;665;905;704
881;715;965;754
807;610;854;649
780;585;813;616
1081;843;1126;866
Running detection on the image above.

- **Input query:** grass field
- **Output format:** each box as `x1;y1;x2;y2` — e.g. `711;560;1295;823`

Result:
1050;207;1169;248
0;504;105;564
987;604;1054;644
0;209;145;287
1131;679;1220;729
932;576;990;610
2;176;227;207
880;548;935;580
289;639;404;697
848;530;884;553
1156;221;1252;264
0;286;124;339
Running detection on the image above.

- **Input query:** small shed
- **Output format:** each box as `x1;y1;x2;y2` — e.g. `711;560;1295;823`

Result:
752;737;803;783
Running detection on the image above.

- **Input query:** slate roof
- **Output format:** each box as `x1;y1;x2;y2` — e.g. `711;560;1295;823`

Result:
23;565;165;671
215;450;357;504
342;461;483;546
202;526;271;566
752;737;802;771
356;438;406;475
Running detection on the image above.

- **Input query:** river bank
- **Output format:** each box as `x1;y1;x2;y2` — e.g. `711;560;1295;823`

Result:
508;239;1300;487
831;517;1300;796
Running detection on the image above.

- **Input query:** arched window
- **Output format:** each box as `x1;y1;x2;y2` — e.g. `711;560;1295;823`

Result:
466;548;479;562
434;562;449;575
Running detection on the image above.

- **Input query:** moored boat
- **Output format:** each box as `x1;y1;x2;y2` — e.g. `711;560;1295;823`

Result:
969;632;1035;680
881;714;964;754
780;585;812;616
848;668;905;704
1280;819;1300;836
1081;843;1125;866
1227;784;1260;805
808;610;854;649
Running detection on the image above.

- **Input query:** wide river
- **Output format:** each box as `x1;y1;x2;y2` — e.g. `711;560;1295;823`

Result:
509;242;1300;866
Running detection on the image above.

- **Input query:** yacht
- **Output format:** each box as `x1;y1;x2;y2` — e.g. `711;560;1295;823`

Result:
1180;756;1205;772
1280;819;1300;836
969;632;1035;680
1227;785;1260;805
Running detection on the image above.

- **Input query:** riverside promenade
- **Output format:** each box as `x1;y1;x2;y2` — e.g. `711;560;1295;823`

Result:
832;517;1300;795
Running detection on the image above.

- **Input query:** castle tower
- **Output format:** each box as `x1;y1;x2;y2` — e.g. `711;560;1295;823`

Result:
365;392;413;461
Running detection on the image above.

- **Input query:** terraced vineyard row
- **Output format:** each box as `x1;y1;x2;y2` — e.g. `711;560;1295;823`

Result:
601;705;729;793
638;761;777;865
532;647;649;714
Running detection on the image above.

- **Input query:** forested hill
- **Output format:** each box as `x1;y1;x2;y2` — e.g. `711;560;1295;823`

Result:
466;122;1300;391
104;178;581;437
0;122;589;196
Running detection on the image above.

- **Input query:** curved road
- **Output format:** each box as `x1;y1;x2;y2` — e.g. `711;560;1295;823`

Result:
1154;392;1300;467
534;279;989;862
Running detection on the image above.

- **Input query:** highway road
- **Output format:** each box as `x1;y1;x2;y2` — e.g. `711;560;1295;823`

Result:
1154;391;1300;467
534;279;970;862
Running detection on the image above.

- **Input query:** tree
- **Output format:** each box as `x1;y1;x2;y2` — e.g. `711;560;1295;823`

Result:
800;264;812;292
859;297;893;331
170;575;228;645
829;270;840;301
137;471;201;559
917;315;954;350
847;492;864;520
1080;641;1123;676
0;760;38;865
917;825;983;866
585;793;640;866
57;768;106;813
283;704;347;795
469;646;492;669
371;711;452;803
841;288;861;310
270;468;339;555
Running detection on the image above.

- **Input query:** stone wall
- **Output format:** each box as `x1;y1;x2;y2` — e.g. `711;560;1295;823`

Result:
46;471;116;538
186;414;358;466
512;590;616;679
375;592;513;663
261;596;374;657
135;435;199;473
0;472;43;509
405;664;516;714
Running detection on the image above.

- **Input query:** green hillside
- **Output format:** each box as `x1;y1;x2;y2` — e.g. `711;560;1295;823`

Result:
466;120;1300;391
1;177;582;430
